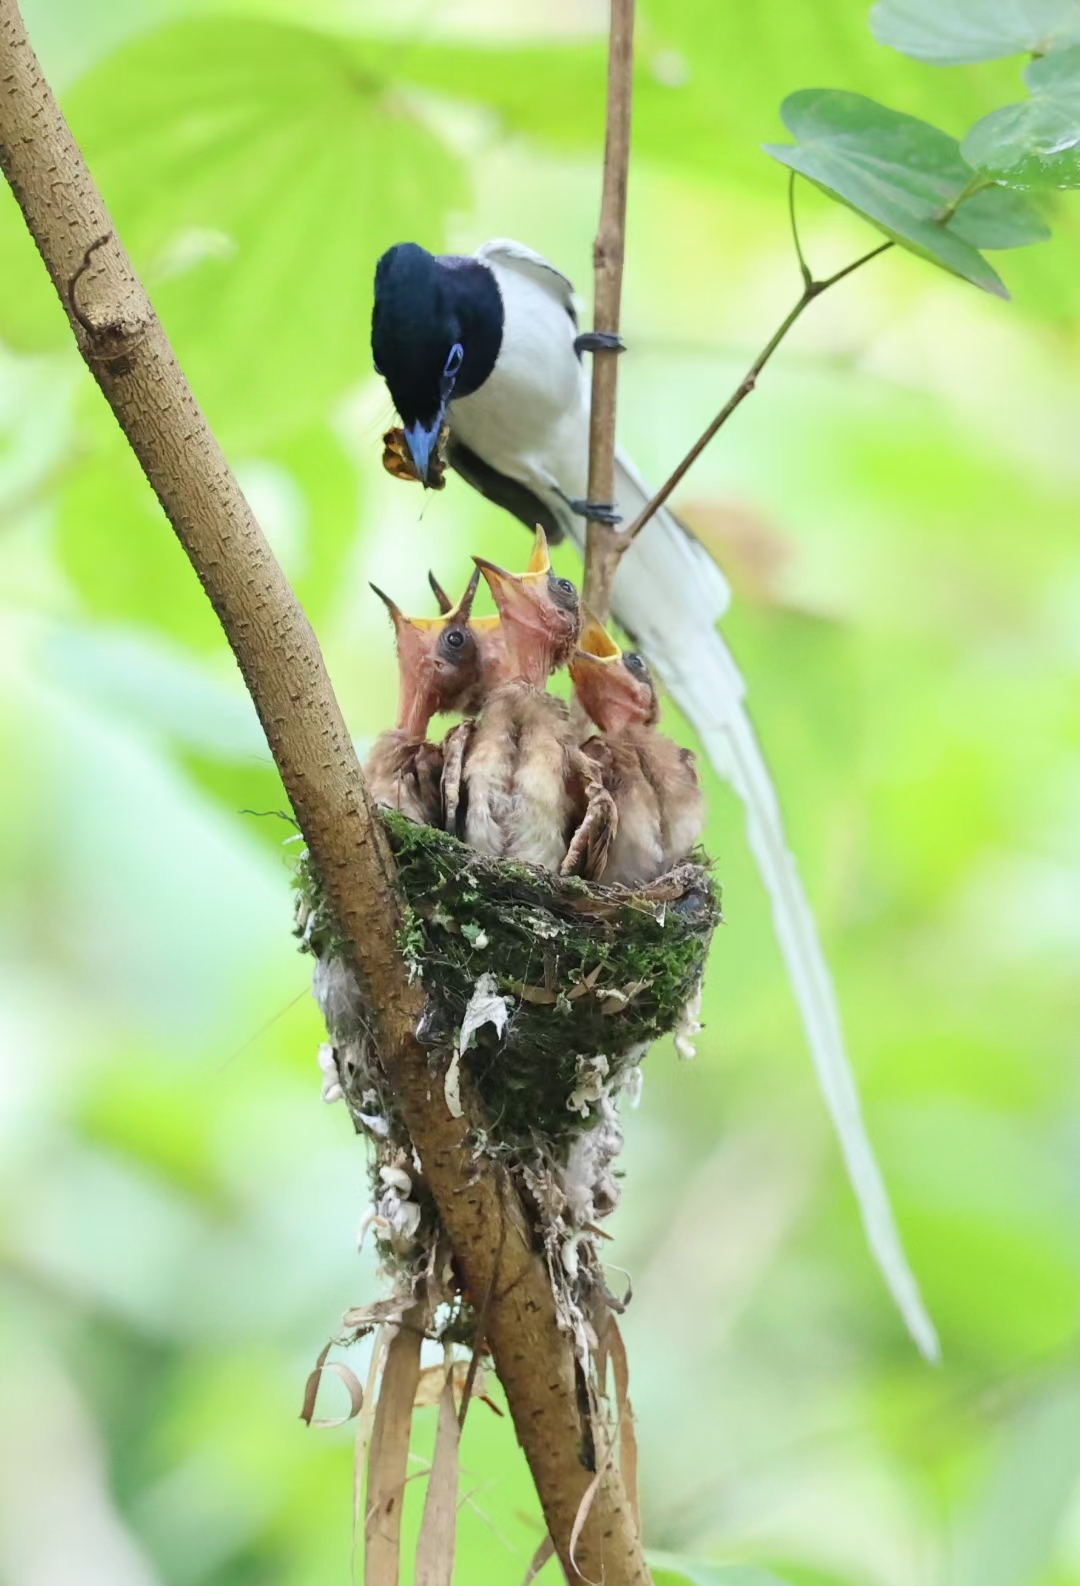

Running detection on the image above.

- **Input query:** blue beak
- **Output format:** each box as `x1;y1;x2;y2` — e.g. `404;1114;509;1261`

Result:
403;417;443;486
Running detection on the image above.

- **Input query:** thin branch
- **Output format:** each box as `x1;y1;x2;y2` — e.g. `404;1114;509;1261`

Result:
0;4;648;1581
581;0;635;626
818;239;894;292
625;234;893;542
788;170;812;291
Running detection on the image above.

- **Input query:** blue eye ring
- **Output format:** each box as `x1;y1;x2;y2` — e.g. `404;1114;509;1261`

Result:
443;342;464;377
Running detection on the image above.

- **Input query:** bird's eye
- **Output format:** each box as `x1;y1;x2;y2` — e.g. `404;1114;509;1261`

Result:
546;572;577;609
443;343;464;377
444;628;466;649
625;652;645;672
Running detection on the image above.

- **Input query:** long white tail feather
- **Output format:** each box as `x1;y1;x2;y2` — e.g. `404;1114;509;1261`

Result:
614;451;732;625
565;455;941;1362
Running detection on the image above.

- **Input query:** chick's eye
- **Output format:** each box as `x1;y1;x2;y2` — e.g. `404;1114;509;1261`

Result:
443;342;464;377
626;653;644;671
445;628;465;649
555;578;575;595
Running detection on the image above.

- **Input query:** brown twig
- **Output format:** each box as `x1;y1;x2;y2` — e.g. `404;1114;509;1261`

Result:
627;183;893;542
581;0;635;627
0;4;648;1581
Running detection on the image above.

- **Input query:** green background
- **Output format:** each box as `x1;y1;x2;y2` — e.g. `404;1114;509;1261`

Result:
1;1;1079;1582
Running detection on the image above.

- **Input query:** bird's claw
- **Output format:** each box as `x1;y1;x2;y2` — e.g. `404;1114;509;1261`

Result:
574;331;626;356
564;497;622;527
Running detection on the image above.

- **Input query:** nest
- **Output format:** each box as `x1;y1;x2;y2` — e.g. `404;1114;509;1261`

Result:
299;812;718;1138
294;811;720;1344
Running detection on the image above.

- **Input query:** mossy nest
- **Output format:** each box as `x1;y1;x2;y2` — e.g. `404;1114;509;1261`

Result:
297;811;720;1153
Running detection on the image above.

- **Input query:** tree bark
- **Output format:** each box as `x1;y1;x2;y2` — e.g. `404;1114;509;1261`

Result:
0;3;650;1580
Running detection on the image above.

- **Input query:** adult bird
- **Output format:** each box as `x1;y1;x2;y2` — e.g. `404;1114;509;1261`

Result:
371;238;938;1360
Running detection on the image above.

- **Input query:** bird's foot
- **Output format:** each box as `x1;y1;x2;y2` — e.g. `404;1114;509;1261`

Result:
560;492;623;527
574;330;626;356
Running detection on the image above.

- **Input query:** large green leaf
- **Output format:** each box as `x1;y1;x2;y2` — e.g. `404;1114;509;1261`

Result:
764;91;1049;297
870;0;1080;65
55;400;359;650
0;182;75;351
0;19;465;447
962;45;1080;187
56;413;226;653
376;0;1022;188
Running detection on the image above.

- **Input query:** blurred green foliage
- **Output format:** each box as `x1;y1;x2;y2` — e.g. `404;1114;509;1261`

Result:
1;0;1079;1583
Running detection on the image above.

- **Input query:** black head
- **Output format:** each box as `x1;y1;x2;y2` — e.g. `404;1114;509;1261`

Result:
372;243;503;484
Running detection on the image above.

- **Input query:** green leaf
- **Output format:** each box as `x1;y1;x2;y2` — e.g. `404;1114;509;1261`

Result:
764;90;1050;297
649;1559;791;1586
946;182;1051;247
0;19;465;446
870;0;1080;65
962;45;1080;187
55;404;359;649
237;421;362;628
0;183;76;352
56;413;226;653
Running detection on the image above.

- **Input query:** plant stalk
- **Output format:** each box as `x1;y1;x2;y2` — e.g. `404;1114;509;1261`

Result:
582;0;635;626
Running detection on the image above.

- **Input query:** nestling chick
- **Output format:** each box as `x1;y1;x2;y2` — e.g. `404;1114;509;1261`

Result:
570;616;703;886
443;528;613;875
472;526;581;686
365;571;484;826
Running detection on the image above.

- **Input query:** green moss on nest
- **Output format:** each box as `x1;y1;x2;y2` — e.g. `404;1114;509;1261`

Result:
295;812;719;1150
388;812;719;1145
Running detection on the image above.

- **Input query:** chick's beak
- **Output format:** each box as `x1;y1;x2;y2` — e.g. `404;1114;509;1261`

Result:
568;637;618;705
473;529;552;621
370;583;443;641
568;607;625;723
525;525;551;576
576;611;623;661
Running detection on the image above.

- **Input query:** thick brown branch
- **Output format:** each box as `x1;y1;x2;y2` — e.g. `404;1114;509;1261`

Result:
582;0;635;626
0;4;648;1580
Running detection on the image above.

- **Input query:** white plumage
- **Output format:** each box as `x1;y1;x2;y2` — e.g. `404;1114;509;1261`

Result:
451;238;939;1362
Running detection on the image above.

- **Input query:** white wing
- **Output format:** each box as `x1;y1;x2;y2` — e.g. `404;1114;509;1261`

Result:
561;457;940;1362
474;238;581;321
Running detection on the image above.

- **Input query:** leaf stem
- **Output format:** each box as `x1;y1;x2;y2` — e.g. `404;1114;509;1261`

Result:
935;170;992;226
788;169;813;290
625;231;892;542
